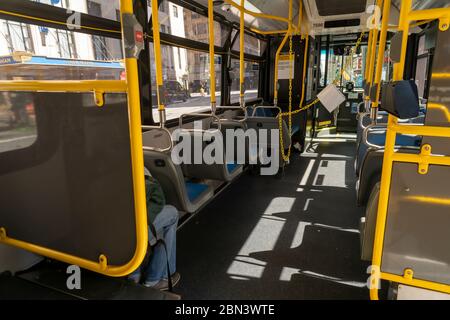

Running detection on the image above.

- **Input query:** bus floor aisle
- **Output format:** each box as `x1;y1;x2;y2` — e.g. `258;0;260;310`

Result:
176;136;379;299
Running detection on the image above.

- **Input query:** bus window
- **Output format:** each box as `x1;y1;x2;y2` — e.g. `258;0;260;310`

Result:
0;19;124;80
232;34;267;57
0;92;37;154
229;60;260;104
319;49;327;87
150;45;222;122
151;0;231;48
342;50;364;88
326;48;343;86
26;0;121;20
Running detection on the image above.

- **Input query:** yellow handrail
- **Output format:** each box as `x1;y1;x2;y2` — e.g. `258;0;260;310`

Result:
371;0;391;110
0;80;126;92
273;0;294;106
367;0;382;88
0;0;149;277
239;0;245;108
370;0;450;300
151;0;165;120
208;0;217;112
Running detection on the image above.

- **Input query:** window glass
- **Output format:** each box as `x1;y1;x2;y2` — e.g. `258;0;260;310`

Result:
229;59;259;104
319;48;327;87
232;34;267;56
0;92;37;153
150;45;222;122
326;48;343;86
151;0;230;48
325;45;370;88
417;34;427;55
28;0;121;19
415;56;428;98
0;21;124;80
342;50;364;88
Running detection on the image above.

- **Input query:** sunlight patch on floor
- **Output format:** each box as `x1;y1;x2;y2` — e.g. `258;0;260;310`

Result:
227;197;296;279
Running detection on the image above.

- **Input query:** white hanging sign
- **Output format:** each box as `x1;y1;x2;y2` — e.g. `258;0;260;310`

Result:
317;84;346;113
277;55;295;80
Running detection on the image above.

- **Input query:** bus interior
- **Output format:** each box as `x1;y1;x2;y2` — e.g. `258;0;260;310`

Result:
0;0;449;300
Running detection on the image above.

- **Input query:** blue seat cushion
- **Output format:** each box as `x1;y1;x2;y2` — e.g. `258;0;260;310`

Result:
356;131;422;175
227;163;240;173
185;182;209;202
367;132;421;147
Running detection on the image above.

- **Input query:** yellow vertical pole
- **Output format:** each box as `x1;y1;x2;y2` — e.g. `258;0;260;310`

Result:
297;0;303;32
274;0;293;106
119;0;148;275
371;0;391;120
151;0;166;125
274;33;290;106
208;0;217;113
299;35;309;108
367;0;383;88
239;0;245;108
365;29;374;84
370;0;412;301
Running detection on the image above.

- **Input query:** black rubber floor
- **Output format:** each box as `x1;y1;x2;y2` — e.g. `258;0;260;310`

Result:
176;139;371;299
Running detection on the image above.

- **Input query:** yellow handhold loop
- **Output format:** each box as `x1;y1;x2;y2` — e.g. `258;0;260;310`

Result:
94;90;105;107
99;254;108;271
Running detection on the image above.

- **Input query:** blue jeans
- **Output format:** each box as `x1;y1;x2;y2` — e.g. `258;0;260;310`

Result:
131;205;179;285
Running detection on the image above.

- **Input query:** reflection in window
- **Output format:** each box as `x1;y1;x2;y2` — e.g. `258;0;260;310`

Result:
150;45;222;122
1;21;34;54
232;34;266;57
342;51;364;88
230;59;260;104
0;92;37;153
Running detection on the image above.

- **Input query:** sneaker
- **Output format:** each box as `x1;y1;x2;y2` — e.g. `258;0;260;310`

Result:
127;273;141;284
144;272;181;291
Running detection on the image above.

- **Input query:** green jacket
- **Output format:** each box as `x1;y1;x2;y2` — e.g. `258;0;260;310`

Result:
145;175;166;224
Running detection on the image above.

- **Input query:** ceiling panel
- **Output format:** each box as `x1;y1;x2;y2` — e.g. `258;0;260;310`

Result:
315;0;366;16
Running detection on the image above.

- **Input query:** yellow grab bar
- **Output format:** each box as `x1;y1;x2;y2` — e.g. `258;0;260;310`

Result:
239;0;245;107
0;80;126;92
208;0;217;112
371;0;450;300
0;0;148;277
371;0;391;110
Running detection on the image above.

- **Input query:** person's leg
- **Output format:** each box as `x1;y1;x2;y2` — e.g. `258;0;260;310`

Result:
144;205;179;285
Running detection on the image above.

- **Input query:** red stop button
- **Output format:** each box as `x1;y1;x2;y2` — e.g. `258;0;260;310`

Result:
135;30;144;43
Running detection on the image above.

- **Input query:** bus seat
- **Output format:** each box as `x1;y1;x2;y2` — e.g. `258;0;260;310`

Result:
360;182;380;261
356;148;419;207
142;127;213;213
185;182;210;203
355;115;425;176
355;131;422;177
178;114;244;182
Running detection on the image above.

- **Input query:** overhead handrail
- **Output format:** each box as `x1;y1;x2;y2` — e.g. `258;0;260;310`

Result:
370;0;450;300
0;0;149;277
